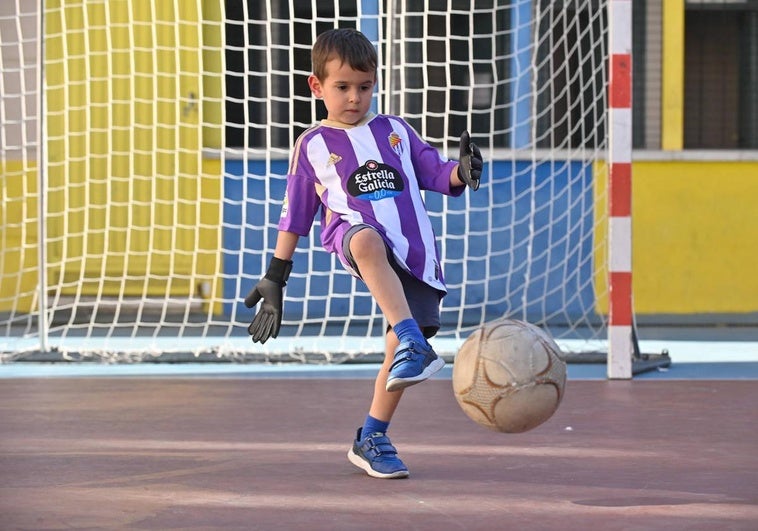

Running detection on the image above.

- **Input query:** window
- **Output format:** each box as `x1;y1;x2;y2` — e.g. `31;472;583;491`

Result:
224;1;358;149
390;0;510;148
534;0;607;150
684;2;758;149
223;1;605;150
224;1;510;149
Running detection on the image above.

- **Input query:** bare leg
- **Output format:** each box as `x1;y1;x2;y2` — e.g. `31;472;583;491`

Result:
368;330;404;422
346;324;411;479
348;229;410;422
347;228;412;327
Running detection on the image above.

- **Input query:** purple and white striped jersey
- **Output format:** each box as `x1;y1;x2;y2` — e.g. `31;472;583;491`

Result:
278;113;464;292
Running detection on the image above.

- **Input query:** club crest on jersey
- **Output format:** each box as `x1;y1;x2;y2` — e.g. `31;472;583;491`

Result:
388;132;403;156
347;160;404;201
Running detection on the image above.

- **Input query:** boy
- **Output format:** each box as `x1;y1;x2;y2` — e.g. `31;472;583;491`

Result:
244;28;482;479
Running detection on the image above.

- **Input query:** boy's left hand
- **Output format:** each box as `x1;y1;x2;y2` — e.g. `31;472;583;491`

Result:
458;130;483;191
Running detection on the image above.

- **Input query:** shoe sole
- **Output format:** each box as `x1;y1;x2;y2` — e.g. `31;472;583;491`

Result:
385;357;445;392
347;449;410;479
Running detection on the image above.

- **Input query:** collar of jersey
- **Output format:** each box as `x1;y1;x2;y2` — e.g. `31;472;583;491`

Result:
321;112;375;129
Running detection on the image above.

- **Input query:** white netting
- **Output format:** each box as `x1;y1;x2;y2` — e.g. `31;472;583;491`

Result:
1;0;610;362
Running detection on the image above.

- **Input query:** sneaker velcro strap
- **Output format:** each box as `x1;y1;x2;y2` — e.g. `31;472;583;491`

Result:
361;435;398;457
389;353;414;371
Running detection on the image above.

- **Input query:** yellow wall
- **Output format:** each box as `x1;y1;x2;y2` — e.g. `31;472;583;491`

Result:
662;0;685;150
42;0;222;312
633;161;758;314
202;0;224;150
596;160;758;315
0;161;39;312
0;1;224;314
0;158;222;314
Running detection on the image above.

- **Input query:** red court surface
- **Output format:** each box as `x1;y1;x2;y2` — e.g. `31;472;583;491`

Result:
1;375;757;530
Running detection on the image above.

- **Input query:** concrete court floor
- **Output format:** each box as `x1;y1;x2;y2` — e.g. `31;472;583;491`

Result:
1;363;757;530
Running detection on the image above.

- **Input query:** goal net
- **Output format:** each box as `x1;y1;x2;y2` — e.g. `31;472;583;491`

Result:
1;0;618;364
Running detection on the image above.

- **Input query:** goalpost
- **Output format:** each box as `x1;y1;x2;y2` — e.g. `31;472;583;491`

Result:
0;0;644;378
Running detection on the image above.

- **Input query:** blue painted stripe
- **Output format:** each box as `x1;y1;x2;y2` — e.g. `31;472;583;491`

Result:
225;159;597;326
2;361;757;380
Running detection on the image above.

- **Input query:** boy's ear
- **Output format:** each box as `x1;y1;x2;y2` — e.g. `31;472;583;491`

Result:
308;75;323;98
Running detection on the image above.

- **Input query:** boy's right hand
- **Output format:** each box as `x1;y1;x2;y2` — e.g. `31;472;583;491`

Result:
244;257;292;344
245;279;284;343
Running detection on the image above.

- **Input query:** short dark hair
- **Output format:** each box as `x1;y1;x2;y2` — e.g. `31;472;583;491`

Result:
311;28;377;81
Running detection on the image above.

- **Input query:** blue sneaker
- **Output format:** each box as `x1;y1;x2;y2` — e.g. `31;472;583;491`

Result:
385;340;445;392
347;428;409;479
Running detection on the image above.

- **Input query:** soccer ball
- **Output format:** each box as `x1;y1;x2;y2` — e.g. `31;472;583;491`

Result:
452;319;567;433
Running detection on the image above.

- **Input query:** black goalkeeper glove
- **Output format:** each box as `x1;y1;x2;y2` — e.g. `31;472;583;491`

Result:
457;130;483;191
244;257;293;344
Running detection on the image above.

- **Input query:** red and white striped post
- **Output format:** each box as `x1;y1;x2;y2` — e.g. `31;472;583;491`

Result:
607;0;634;379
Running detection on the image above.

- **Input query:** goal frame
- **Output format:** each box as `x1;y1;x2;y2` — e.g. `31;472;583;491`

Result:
0;0;660;378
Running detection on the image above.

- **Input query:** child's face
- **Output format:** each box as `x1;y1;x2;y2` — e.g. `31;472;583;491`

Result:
308;59;376;125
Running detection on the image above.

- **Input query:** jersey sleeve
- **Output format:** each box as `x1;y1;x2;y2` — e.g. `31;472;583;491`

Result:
402;120;465;197
277;134;321;236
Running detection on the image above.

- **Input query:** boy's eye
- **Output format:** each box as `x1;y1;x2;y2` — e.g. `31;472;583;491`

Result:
334;84;371;92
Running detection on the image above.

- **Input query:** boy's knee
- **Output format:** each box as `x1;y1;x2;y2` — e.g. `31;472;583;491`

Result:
349;228;387;263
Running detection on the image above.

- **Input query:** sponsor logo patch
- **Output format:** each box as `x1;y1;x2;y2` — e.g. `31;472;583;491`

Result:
347;160;404;201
